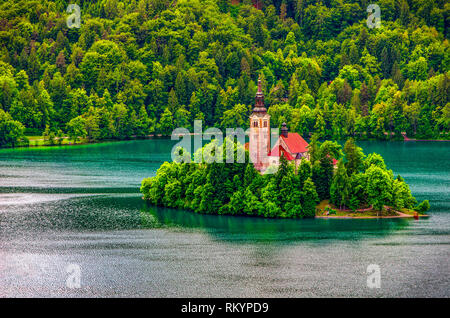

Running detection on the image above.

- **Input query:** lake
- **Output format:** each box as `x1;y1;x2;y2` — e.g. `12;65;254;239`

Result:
0;139;448;297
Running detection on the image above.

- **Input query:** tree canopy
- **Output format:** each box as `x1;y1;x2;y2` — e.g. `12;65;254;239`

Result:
0;0;448;147
141;136;429;218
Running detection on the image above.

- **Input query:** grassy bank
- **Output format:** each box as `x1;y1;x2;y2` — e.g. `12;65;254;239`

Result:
26;135;89;147
22;135;167;148
315;200;428;219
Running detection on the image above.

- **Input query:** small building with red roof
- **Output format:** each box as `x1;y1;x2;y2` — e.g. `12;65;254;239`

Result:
267;123;310;168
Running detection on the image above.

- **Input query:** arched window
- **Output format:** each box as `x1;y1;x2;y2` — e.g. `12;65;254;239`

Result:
253;121;258;127
263;121;268;127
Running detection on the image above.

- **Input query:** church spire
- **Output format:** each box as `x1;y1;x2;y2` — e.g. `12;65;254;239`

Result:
253;76;266;113
281;122;288;137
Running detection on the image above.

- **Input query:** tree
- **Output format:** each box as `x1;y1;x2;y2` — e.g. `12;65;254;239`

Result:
280;2;287;21
164;179;183;208
174;107;191;130
319;140;342;161
0;109;26;148
415;200;430;213
111;102;128;138
360;82;370;116
343;138;364;175
365;165;393;213
56;129;64;146
360;48;380;76
399;0;410;26
336;79;352;105
364;153;386;170
275;154;291;187
140;137;420;219
66;116;87;144
406;57;428;81
348;172;367;211
312;160;330;201
220;103;249;130
301;177;319;217
158;108;174;136
0;0;448;149
330;160;350;209
297;159;312;185
167;89;179;114
42;125;56;146
392;178;416;209
84;107;101;141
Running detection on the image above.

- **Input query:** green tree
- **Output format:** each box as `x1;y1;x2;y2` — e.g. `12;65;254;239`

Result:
364;153;386;170
220;103;249;129
66;116;87;144
158;108;174;136
330;160;350;209
0;109;26;148
343;138;365;175
300;177;319;217
365;165;393;213
415;200;430;213
392;178;416;209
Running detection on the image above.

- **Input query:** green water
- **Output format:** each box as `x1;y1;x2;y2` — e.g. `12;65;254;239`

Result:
0;139;448;297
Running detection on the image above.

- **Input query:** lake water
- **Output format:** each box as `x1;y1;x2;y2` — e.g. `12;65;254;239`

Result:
0;139;449;297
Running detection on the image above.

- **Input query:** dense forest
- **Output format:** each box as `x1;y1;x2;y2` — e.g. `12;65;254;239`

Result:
0;0;449;147
141;137;430;218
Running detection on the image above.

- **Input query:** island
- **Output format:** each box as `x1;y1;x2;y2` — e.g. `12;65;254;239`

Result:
141;82;430;219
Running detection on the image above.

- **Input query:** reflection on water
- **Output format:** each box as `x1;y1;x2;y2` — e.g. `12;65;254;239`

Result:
0;139;449;297
142;203;412;244
0;194;412;244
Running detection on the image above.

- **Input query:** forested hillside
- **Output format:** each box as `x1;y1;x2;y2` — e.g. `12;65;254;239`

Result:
0;0;449;147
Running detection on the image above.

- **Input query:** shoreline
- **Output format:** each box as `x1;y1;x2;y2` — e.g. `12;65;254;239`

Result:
404;138;450;142
315;201;429;219
142;199;430;220
9;134;450;150
16;135;169;149
316;213;429;219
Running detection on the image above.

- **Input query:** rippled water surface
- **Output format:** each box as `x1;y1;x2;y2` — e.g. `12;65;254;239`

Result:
0;139;449;297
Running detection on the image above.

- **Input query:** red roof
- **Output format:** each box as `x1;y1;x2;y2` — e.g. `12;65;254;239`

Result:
268;144;294;160
281;133;309;153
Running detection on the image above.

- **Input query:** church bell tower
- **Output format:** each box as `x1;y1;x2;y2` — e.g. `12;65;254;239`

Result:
249;77;270;170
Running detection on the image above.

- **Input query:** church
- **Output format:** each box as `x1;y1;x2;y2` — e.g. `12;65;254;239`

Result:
247;78;310;172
